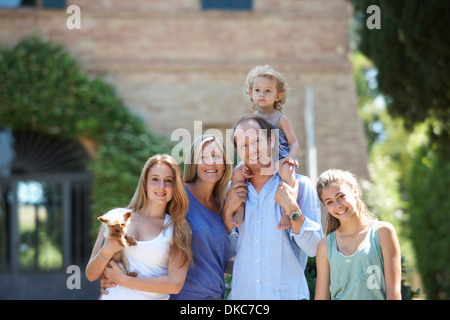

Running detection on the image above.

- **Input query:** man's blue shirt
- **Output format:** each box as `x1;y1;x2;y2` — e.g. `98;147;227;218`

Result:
228;172;323;300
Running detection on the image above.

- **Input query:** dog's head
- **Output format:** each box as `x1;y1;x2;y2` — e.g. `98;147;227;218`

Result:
98;209;132;237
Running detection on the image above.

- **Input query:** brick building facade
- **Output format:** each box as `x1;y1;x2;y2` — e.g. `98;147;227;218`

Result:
0;0;369;180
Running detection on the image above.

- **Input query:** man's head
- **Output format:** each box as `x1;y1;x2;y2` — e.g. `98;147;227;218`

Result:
233;114;275;173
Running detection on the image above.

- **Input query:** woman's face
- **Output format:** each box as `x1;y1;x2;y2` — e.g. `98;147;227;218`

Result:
196;140;225;184
320;184;358;222
145;163;175;205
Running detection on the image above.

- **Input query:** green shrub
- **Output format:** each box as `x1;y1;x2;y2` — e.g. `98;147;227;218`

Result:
409;145;450;299
0;36;171;241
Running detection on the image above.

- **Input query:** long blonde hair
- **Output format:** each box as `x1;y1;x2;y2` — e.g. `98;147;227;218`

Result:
316;168;377;236
183;135;233;213
128;154;192;267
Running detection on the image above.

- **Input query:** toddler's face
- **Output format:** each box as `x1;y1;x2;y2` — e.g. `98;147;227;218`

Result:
249;76;283;109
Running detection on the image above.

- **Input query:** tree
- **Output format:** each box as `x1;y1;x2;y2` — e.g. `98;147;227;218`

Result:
408;142;450;299
349;1;450;299
349;0;450;157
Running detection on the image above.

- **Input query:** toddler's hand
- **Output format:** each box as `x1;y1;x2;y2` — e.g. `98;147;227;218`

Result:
241;164;253;179
282;156;299;167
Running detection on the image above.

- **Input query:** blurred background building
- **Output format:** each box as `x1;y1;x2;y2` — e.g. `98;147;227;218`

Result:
0;0;368;299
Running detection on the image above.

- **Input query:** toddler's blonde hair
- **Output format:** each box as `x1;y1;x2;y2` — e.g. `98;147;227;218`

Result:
244;65;289;111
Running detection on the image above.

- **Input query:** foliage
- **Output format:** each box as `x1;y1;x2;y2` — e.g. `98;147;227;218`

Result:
349;1;450;299
349;0;450;157
408;141;450;299
350;51;379;148
351;50;421;299
400;257;420;300
305;257;317;297
0;36;171;240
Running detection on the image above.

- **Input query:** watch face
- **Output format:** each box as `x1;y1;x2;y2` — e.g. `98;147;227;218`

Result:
290;211;300;221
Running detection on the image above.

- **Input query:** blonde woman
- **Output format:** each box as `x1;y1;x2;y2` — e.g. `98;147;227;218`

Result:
171;135;233;300
314;169;401;300
86;154;192;300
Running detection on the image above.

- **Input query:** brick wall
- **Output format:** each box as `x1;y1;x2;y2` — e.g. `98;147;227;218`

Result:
0;0;369;180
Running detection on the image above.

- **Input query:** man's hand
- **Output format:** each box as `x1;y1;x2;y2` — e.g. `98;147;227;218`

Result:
275;180;305;234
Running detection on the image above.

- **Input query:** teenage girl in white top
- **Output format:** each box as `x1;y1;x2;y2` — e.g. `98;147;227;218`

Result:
85;154;192;299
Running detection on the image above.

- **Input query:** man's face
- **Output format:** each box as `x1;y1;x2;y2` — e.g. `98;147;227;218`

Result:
234;119;273;173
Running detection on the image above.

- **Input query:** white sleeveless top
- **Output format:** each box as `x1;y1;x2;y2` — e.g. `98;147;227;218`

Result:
101;213;173;300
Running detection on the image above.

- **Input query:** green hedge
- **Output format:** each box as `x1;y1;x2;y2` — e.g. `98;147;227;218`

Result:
409;145;450;299
0;36;171;240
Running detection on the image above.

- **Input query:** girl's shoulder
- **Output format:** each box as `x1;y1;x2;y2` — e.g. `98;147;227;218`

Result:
316;237;328;261
375;220;396;236
316;236;328;259
318;236;328;249
374;221;398;247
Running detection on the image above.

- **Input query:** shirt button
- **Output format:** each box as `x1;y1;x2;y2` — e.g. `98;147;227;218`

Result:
256;240;259;244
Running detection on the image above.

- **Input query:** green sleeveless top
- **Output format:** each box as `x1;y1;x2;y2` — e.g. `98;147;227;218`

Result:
326;221;386;300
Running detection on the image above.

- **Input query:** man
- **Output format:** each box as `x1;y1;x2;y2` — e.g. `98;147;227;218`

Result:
223;114;323;300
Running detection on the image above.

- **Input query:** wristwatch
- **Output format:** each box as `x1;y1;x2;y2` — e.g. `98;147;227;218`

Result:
289;210;301;221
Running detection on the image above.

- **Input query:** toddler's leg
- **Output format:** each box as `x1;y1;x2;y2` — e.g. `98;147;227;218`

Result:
230;165;246;227
277;161;296;230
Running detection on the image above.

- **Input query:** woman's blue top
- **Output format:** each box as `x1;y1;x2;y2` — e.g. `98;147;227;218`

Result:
170;186;229;300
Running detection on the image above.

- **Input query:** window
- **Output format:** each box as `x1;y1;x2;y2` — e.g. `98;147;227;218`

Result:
17;180;63;271
0;129;92;272
42;0;66;9
0;0;66;9
201;0;252;11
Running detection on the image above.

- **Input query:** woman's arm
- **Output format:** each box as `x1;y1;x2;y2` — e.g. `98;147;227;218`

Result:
314;238;330;300
85;224;123;282
103;248;189;294
378;221;402;300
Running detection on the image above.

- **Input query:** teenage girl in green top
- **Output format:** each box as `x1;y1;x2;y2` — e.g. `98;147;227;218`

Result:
314;169;402;300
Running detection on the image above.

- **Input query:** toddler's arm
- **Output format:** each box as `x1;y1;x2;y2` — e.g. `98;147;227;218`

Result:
278;114;299;166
